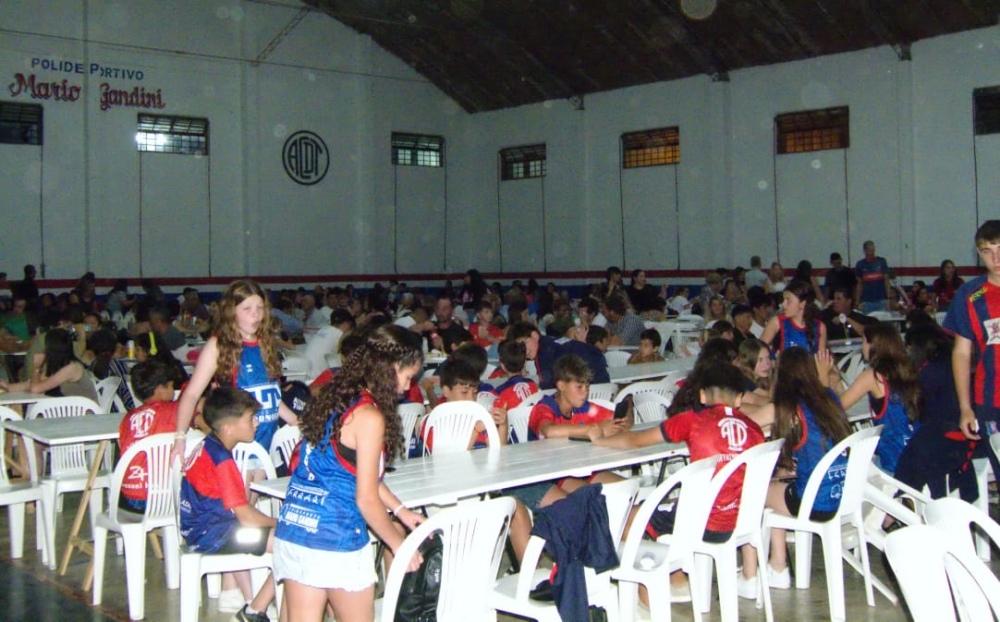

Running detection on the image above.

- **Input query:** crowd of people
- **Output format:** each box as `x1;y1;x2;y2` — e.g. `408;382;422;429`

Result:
0;231;993;622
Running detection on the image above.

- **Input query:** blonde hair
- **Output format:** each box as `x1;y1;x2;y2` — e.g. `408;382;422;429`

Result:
215;279;282;384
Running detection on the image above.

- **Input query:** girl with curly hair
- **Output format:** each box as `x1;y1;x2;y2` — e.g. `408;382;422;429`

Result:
274;324;425;621
174;279;298;455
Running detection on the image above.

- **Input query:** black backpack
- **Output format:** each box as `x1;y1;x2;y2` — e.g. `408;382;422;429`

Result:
394;533;443;622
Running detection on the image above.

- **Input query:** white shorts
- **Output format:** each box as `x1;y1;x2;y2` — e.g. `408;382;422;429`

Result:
273;539;377;591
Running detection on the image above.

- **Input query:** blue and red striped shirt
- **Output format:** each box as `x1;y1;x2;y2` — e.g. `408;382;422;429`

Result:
944;276;1000;408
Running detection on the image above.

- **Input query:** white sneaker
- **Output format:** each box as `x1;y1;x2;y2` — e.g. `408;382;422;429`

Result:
736;570;759;600
217;588;246;613
767;565;792;590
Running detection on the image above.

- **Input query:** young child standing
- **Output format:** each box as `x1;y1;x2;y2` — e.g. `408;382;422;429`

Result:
117;360;178;514
273;325;425;621
173;279;298;458
181;387;277;622
595;364;765;599
945;219;1000;482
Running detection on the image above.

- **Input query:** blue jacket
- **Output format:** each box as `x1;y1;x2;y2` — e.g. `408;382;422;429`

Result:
536;336;610;390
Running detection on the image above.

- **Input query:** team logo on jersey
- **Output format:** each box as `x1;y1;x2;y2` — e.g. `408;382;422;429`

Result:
986;317;1000;346
513;382;533;401
717;416;749;452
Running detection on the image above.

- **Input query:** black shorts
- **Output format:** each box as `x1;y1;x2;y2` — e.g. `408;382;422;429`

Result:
213;526;272;556
784;485;838;522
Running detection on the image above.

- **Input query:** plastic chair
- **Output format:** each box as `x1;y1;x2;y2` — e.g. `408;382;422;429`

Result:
674;439;785;622
838;350;866;388
232;441;279;516
885;524;1000;622
506;403;531;444
92;433;180;620
614;457;719;622
378;497;516;622
614;380;674;404
476;391;497;410
631;392;672;424
491;479;641;622
422;402;499;455
280;352;310;380
0;406;49;564
268;425;302;471
762;425;884;622
27;396;108;570
397;403;425;459
588;383;619;402
604;350;632;368
172;467;279;622
93;376;122;413
516;391;548;410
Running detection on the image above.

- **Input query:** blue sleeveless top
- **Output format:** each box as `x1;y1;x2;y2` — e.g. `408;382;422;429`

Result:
233;342;281;450
869;377;917;474
793;393;848;513
778;315;821;353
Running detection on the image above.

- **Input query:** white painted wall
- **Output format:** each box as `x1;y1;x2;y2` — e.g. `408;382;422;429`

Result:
1;0;999;282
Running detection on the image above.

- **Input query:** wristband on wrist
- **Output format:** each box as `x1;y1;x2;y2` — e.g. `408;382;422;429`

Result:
391;503;405;516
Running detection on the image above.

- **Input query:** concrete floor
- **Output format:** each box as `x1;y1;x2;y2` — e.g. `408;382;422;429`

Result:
0;491;990;621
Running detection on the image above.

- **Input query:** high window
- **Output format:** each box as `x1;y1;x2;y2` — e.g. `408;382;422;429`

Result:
135;114;209;155
621;127;680;168
499;144;546;180
775;106;849;154
0;102;42;146
392;132;444;167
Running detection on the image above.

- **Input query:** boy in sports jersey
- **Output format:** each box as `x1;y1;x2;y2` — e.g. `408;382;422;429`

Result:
181;387;277;622
945;219;1000;481
492;340;540;413
469;299;504;350
595;363;765;600
117;360;178;514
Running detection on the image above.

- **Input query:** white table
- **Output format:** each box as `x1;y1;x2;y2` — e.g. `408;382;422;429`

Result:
252;436;688;508
608;358;695;384
2;413;124;583
0;391;54;406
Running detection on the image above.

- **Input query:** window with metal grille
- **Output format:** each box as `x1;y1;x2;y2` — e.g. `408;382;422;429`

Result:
135;114;209;155
975;86;1000;135
392;132;444;167
500;144;546;180
775;106;849;154
0;102;42;146
621;127;680;168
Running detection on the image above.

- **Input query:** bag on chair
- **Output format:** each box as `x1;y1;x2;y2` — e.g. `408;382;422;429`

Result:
394;533;443;622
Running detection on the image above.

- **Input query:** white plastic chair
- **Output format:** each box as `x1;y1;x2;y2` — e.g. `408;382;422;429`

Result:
604;350;632;368
27;396;108;569
378;497;516;622
280;352;310;380
476;391;497;410
172;467;279;622
631;392;672;424
268;425;302;471
422;402;499;455
506;403;531;444
491;479;641;622
676;439;785;622
838;350;866;388
762;425;884;622
614;380;674;404
481;363;497;380
0;406;49;564
232;441;279;517
92;433;180;620
397;403;425;459
589;398;616;413
615;457;719;622
588;383;619;402
516;391;549;410
92;376;122;413
885;524;1000;622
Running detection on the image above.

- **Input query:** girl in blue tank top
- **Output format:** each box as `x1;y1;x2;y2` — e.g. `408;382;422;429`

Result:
274;325;425;618
761;279;827;354
748;347;852;589
838;323;920;475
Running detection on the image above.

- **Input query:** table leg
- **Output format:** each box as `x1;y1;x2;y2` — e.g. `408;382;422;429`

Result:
59;439;107;580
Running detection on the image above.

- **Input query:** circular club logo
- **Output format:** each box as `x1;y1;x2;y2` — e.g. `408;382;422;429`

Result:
282;131;329;185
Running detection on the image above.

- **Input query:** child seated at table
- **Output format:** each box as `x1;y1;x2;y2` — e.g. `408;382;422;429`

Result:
469;299;504;350
595;363;765;599
586;326;610;353
181;387;277;622
117;360;178;514
628;328;665;364
492;340;540;414
417;360;507;454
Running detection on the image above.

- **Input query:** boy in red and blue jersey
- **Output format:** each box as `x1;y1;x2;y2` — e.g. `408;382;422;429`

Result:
181;387;276;622
945;219;1000;480
492;339;539;413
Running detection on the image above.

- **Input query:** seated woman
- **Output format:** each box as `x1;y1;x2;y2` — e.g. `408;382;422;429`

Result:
760;280;827;354
735;338;773;409
88;329;136;411
133;331;190;388
764;261;787;294
703;295;731;326
0;328;98;403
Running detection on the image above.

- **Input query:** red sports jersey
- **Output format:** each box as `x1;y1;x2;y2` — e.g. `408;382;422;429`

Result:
310;368;336;391
660;404;765;532
528;394;613;440
118;400;179;502
493;376;539;410
469;322;504;349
